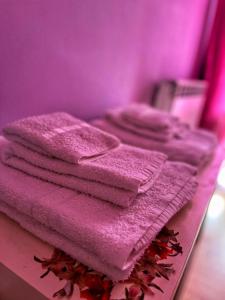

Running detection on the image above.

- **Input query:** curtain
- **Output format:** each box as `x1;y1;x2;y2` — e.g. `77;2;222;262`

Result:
202;0;225;142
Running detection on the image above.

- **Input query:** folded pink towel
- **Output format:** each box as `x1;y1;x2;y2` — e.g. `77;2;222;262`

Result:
106;106;189;142
106;108;174;142
92;116;217;169
0;137;197;280
1;138;167;207
121;104;178;131
3;112;120;164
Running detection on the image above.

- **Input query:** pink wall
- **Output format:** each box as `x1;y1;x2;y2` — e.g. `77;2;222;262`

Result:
0;0;210;129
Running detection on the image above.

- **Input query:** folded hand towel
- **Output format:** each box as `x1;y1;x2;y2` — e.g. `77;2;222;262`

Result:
121;104;190;139
121;104;178;130
2;138;167;207
105;105;187;142
106;110;168;142
92;115;217;170
3;112;120;164
0;137;197;280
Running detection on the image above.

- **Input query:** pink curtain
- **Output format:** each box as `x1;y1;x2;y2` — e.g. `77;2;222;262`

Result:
202;0;225;141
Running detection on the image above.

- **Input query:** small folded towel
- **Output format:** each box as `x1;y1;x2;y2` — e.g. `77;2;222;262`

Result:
106;106;187;142
3;112;120;164
106;108;171;142
1;138;167;207
91;118;217;169
92;105;217;169
0;137;197;280
121;104;178;130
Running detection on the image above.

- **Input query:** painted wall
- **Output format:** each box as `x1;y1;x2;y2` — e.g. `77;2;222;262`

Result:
0;0;210;129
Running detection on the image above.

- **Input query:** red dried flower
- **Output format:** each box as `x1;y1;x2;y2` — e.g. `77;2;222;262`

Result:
34;227;182;299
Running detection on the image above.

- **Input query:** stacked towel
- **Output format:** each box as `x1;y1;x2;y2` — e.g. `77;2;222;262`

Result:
92;104;217;169
121;104;178;130
3;112;120;163
106;105;183;141
0;136;198;280
2;113;167;208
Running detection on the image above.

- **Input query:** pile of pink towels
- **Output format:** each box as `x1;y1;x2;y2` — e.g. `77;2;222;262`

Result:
0;112;198;280
92;104;217;170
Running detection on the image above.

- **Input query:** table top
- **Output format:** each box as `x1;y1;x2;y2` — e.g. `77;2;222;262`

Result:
0;147;224;300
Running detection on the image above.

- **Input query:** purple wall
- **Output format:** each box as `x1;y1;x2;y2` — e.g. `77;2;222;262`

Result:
0;0;209;129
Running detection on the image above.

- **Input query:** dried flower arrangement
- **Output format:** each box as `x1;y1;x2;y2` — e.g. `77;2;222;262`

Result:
34;227;182;299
